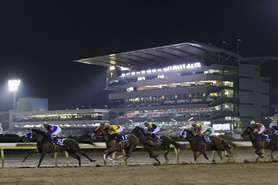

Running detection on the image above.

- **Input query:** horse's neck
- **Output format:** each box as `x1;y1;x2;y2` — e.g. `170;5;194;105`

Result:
101;129;112;145
138;128;149;140
185;130;197;143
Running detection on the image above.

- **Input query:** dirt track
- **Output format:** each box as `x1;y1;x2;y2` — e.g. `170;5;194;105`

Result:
1;163;278;185
1;149;278;185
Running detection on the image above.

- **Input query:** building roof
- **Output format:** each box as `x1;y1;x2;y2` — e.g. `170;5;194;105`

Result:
74;41;278;70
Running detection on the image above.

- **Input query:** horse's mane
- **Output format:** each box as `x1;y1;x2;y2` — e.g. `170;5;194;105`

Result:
133;126;147;135
31;129;47;135
183;128;194;136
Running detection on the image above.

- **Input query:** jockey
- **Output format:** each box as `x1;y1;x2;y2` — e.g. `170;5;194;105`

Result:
43;122;62;144
269;123;278;135
203;127;215;136
250;120;265;135
250;120;265;157
193;123;208;136
103;123;123;142
144;121;160;141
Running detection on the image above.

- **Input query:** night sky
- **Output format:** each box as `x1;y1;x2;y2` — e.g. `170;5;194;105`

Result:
0;1;278;111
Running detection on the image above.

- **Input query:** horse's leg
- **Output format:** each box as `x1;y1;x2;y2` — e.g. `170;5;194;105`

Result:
163;149;170;165
193;150;198;164
103;148;115;165
145;147;160;165
79;150;96;162
37;152;46;168
67;151;81;166
227;149;236;163
195;151;202;161
211;151;218;163
22;150;38;162
200;150;212;163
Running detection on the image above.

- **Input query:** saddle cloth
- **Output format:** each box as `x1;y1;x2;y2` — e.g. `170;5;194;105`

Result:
120;135;129;143
155;135;163;142
263;135;271;143
56;138;65;146
204;136;211;143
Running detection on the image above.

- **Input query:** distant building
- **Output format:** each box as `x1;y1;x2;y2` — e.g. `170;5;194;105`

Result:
9;108;109;136
76;41;273;134
8;98;109;136
16;97;48;112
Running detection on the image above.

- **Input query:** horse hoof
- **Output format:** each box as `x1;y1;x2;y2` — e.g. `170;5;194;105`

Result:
91;160;96;162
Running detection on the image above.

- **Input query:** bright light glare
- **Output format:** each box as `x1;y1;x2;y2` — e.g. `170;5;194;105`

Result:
8;79;21;92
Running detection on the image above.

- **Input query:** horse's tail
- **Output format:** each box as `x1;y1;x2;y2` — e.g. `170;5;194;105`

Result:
222;140;237;149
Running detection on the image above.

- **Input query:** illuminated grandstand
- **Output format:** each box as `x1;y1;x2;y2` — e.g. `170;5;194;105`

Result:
76;42;271;134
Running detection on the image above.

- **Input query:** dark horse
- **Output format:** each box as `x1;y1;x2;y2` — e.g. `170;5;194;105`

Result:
241;126;278;161
23;129;96;167
92;125;139;165
181;128;236;163
129;126;181;165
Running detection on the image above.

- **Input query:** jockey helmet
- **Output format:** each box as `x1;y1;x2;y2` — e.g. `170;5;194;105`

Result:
43;122;48;128
269;123;274;128
144;121;149;126
103;123;110;129
191;121;196;127
250;120;255;125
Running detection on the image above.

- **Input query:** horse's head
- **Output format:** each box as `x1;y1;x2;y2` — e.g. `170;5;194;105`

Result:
263;128;272;135
24;129;47;142
130;126;147;136
179;129;187;140
93;126;103;137
241;126;252;138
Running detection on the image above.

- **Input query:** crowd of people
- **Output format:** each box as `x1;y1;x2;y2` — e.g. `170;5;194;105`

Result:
116;109;218;122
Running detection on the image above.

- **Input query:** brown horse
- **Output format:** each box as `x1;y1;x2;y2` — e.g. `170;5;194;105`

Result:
92;125;139;165
129;126;181;165
180;128;236;163
23;129;95;167
241;126;278;162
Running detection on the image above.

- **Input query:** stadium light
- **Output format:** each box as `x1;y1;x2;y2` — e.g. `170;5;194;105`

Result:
8;79;20;111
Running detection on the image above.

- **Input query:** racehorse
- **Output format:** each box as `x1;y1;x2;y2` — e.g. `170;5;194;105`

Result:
129;126;181;165
241;126;277;162
23;129;96;167
92;125;140;165
180;128;236;163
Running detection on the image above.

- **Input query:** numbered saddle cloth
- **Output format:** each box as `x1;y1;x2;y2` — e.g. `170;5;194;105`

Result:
263;135;271;143
56;138;65;146
120;135;129;143
204;136;211;143
155;135;163;142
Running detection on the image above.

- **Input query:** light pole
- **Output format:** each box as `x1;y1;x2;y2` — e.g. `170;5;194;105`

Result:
8;79;20;111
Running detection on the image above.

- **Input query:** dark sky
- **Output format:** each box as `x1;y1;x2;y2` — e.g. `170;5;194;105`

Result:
0;1;278;111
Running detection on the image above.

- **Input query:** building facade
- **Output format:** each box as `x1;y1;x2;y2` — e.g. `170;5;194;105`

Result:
76;42;270;134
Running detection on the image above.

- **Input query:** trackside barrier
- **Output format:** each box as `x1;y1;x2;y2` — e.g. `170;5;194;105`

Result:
1;141;251;168
0;145;179;168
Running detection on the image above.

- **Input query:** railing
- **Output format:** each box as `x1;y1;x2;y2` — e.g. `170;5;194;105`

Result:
0;142;184;168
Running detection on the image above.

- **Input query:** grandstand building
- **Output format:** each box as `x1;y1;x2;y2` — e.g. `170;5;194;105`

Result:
76;42;271;134
8;98;109;136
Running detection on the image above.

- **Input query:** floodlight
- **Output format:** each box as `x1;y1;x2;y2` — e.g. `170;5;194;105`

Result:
8;79;21;92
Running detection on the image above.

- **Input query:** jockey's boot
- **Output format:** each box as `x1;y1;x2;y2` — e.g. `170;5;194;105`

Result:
151;134;157;142
53;136;57;145
198;135;205;142
116;134;121;143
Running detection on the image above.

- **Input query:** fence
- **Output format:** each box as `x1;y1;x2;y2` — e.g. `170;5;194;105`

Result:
0;142;184;168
